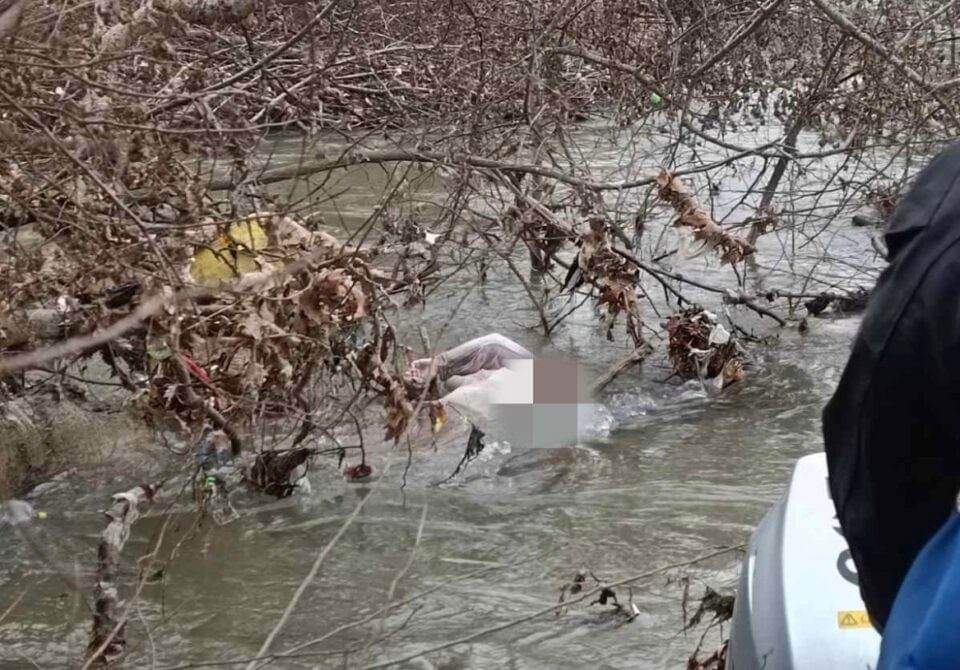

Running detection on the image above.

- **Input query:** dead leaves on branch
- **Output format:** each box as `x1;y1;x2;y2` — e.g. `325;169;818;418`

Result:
684;586;735;670
300;268;367;326
666;309;745;392
656;171;753;265
684;586;735;632
567;216;644;348
143;212;422;441
383;381;414;442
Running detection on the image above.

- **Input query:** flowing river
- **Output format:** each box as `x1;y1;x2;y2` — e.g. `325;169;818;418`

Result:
0;118;907;668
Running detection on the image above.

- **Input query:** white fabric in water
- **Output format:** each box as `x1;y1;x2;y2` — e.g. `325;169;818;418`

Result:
436;333;533;381
441;369;506;433
430;334;609;447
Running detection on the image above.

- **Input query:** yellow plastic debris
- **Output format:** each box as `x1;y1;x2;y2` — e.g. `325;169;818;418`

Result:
227;217;268;251
189;217;269;285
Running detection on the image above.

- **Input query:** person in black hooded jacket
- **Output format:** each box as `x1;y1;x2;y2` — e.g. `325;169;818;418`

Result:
824;140;960;631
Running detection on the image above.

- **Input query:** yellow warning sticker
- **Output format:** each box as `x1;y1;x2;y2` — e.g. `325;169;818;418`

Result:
838;610;873;629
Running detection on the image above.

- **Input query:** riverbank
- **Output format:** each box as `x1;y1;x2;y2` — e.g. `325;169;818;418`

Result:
0;396;164;497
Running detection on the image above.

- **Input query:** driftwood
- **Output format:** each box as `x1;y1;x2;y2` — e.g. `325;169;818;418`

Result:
591;347;651;395
87;484;156;665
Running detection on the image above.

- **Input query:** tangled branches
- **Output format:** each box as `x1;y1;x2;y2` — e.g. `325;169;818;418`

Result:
3;0;959;666
656;171;754;265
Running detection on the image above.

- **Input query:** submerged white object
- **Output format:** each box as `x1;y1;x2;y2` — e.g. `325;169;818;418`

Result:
728;452;881;669
438;346;605;448
441;367;511;433
441;361;533;441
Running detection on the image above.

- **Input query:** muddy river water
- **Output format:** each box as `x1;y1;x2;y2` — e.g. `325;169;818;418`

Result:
0;120;906;668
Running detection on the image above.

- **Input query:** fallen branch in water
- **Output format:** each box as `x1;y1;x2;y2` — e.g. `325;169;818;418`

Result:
591;347;651;394
799;287;871;316
201;149;664;193
608;248;788;327
87;484;157;665
507;184;786;329
195;147;783;196
243;445;397;670
721;290;787;326
0;591;25;627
